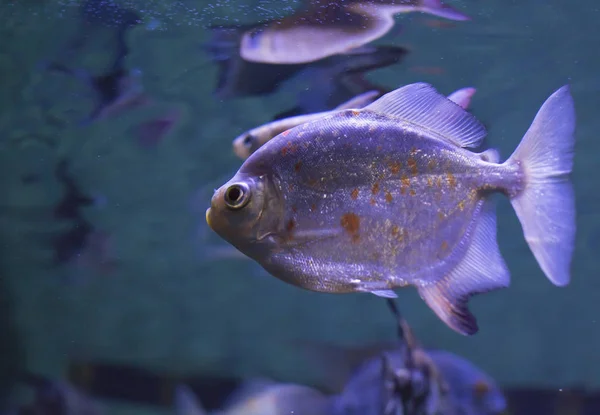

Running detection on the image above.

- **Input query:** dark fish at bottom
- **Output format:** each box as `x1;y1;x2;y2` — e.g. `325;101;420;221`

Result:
206;82;576;335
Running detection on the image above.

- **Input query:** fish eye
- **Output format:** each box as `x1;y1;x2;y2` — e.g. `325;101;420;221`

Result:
243;134;255;148
224;183;251;210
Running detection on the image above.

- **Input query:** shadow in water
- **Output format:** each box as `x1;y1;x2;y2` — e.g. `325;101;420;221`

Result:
0;265;24;409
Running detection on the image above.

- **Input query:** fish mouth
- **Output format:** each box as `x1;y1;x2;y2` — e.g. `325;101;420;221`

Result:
205;207;212;229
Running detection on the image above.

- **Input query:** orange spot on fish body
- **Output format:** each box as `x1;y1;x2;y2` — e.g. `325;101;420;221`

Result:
340;213;360;243
281;141;297;156
351;110;360;116
370;198;376;206
441;241;449;251
310;203;317;212
401;174;410;187
389;161;401;175
427;177;433;187
438;211;446;221
458;200;466;211
282;130;291;137
286;219;296;233
385;191;393;203
294;161;302;172
428;159;437;170
407;158;418;176
436;176;443;188
391;225;406;242
409;189;416;196
446;173;457;189
371;182;380;195
351;188;359;200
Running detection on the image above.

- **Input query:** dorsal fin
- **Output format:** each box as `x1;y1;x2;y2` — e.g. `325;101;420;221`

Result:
334;90;380;110
364;83;487;148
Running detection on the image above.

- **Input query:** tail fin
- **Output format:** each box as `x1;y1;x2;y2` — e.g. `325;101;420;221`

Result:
507;85;576;286
420;0;471;21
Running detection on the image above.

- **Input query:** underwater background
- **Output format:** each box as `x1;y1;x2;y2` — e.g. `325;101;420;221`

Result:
1;0;599;413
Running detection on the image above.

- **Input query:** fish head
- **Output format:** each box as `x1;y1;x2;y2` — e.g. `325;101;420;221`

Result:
206;172;284;255
240;27;271;63
232;131;261;160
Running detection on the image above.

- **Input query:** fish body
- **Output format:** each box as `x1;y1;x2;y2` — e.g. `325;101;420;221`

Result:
240;0;469;64
207;83;576;335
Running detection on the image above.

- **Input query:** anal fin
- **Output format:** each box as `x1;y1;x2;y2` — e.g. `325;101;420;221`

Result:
418;199;510;335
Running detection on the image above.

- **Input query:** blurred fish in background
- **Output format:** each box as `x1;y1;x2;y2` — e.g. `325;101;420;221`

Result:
238;0;470;64
204;24;410;102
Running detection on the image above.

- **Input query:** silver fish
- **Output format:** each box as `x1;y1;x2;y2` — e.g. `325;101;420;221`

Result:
240;0;469;64
206;82;576;335
233;91;380;160
233;87;477;160
175;380;331;415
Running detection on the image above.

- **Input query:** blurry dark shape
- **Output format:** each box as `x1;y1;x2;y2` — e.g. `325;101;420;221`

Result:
58;0;141;63
502;387;600;415
80;0;141;28
67;361;242;411
20;173;41;185
52;160;95;267
42;0;146;125
272;45;410;119
133;108;182;148
62;360;600;414
205;24;409;101
52;161;116;278
14;373;103;415
304;299;505;414
54;161;95;221
0;272;23;410
42;62;148;125
239;0;470;64
325;299;445;415
205;24;305;99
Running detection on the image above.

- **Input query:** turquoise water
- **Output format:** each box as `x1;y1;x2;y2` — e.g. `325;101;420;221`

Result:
0;0;598;412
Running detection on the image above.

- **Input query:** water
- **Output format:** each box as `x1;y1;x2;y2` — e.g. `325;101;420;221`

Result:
0;0;598;413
